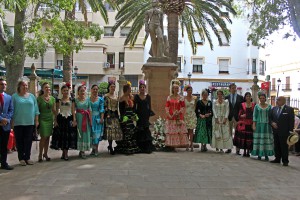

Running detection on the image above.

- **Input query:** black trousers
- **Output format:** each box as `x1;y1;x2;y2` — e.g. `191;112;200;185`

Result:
0;127;10;166
273;132;289;164
14;125;34;161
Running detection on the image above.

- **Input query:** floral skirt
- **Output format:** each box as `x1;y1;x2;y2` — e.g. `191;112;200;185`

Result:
165;119;189;147
184;113;197;129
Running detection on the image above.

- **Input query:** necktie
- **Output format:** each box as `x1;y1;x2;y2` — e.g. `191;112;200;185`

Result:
231;94;235;107
277;107;281;118
0;93;3;107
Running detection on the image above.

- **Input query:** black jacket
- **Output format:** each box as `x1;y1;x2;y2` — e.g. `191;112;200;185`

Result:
225;94;243;121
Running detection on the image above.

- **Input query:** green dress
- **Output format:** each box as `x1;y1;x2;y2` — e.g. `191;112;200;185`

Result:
75;98;92;151
37;96;55;137
251;104;274;157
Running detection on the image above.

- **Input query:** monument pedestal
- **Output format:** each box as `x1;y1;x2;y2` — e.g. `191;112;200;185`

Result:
142;61;177;122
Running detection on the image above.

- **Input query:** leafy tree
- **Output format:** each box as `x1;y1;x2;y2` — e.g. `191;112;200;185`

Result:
0;0;75;94
112;0;236;64
244;0;300;47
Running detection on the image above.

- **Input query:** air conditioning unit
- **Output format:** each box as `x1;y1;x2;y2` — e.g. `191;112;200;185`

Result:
178;39;183;43
120;62;124;68
103;62;110;68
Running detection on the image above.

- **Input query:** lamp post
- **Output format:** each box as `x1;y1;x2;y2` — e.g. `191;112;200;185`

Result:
74;66;79;86
277;78;281;98
187;72;192;85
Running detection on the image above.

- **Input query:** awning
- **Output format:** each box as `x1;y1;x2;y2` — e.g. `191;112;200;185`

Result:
0;66;75;78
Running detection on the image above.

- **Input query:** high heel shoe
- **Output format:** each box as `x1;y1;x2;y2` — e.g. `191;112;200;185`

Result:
107;146;115;155
43;154;51;161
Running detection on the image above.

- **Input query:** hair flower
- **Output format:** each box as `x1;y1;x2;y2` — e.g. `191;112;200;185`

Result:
127;81;132;86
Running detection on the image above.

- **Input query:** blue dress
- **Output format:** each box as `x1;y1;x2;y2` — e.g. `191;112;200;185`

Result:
90;97;105;145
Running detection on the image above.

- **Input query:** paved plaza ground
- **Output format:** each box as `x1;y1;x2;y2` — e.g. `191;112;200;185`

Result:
1;141;300;200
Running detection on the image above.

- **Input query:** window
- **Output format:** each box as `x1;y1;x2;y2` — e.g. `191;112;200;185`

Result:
104;2;114;11
219;31;229;46
271;78;276;91
284;76;291;90
57;60;63;67
56;53;63;67
177;57;182;72
219;59;229;73
252;59;257;74
194;32;203;45
119;52;125;69
192;58;203;73
107;53;115;68
104;27;114;36
120;27;130;37
259;60;265;75
124;75;138;87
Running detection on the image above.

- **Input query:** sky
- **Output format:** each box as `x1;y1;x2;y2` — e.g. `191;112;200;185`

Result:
265;27;300;67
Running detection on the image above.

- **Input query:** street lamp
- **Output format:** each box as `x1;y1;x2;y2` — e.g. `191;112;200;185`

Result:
187;72;192;85
74;66;79;85
277;78;281;98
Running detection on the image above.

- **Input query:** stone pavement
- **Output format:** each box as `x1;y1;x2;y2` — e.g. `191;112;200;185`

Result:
1;141;300;200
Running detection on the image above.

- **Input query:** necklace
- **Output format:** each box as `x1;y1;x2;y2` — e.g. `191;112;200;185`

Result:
43;95;50;102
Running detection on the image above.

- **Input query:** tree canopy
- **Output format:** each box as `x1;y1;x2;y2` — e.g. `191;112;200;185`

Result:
245;0;300;47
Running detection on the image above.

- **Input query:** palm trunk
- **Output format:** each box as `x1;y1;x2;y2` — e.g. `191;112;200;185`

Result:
6;8;26;95
167;12;179;65
288;0;300;38
62;7;75;84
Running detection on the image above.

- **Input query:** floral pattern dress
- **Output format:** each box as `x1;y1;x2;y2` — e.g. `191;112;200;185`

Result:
211;99;233;149
164;95;189;147
184;97;197;129
90;97;105;145
194;100;213;144
103;95;123;141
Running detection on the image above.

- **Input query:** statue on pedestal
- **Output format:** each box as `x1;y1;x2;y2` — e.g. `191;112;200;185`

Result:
145;0;168;58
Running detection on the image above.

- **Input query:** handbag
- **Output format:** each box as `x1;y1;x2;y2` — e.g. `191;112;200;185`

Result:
50;127;60;150
32;126;40;141
236;123;246;132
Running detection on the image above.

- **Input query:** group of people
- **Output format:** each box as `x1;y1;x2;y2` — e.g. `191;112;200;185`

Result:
0;78;297;171
0;78;155;170
164;81;296;167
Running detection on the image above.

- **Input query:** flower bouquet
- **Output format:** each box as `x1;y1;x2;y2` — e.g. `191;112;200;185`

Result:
152;117;166;150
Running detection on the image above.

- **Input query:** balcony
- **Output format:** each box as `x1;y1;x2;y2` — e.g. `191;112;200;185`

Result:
271;85;276;91
281;84;292;91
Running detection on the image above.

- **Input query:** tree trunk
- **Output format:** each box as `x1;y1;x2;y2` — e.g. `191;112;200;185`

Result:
288;0;300;39
167;13;179;65
6;8;26;95
62;7;75;85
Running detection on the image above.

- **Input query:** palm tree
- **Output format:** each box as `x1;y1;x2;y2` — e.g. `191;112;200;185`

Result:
112;0;236;64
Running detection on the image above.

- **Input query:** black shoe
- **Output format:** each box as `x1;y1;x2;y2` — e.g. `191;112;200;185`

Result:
225;149;232;154
107;146;115;155
1;165;14;170
236;151;241;155
270;160;280;163
283;163;288;166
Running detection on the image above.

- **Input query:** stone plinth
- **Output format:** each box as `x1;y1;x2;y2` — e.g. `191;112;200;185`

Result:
28;63;39;97
142;61;177;122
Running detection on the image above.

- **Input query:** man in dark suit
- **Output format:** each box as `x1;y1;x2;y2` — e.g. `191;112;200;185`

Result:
0;78;14;170
225;83;243;154
269;96;294;166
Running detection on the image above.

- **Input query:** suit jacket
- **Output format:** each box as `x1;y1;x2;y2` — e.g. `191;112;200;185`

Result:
269;105;294;136
225;93;243;121
0;92;14;131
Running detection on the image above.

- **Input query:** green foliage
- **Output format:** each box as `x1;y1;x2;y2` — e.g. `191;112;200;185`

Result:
99;81;108;94
39;79;52;87
244;0;299;47
112;0;236;54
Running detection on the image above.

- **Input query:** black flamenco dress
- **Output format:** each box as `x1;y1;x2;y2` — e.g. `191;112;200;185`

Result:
134;94;154;153
114;100;140;155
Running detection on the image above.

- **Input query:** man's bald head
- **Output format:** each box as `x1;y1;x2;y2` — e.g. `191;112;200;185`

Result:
277;96;286;106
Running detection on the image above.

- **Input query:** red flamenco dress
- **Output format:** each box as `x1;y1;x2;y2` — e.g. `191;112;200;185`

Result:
164;96;189;147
